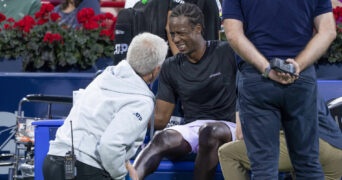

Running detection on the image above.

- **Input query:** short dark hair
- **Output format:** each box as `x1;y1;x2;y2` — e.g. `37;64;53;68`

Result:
170;3;205;31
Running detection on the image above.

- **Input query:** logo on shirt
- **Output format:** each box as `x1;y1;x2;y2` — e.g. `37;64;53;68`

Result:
173;0;184;4
209;72;222;78
115;30;125;35
114;43;128;55
133;112;143;121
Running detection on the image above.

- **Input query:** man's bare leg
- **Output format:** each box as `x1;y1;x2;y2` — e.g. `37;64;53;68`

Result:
194;122;232;180
133;130;192;179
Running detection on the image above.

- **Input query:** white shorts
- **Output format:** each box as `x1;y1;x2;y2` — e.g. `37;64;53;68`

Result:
165;120;236;153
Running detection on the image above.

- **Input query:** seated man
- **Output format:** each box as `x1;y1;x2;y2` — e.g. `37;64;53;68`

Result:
133;3;237;180
218;96;342;180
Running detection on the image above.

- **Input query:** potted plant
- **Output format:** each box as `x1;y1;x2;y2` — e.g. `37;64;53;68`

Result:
0;3;116;72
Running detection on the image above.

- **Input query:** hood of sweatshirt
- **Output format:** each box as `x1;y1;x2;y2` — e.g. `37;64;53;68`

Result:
97;60;155;99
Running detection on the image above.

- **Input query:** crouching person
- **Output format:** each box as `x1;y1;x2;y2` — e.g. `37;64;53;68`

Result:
218;96;342;180
42;32;168;180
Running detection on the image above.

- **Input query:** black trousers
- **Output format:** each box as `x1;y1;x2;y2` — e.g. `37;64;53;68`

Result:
43;155;113;180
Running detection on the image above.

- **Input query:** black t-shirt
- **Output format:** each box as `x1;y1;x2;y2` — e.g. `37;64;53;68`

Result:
157;41;237;123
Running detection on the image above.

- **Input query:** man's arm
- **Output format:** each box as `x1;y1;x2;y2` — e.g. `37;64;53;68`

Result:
294;12;336;71
331;0;342;8
154;99;175;130
126;161;138;180
223;19;269;76
235;111;243;140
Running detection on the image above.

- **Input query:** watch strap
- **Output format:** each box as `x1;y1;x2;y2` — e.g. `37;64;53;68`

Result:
262;66;271;78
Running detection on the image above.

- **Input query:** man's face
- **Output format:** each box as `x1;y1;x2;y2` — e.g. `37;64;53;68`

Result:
169;15;200;55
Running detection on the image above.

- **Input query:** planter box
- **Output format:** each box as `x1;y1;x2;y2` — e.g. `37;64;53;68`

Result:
0;58;23;72
315;61;342;80
0;57;113;73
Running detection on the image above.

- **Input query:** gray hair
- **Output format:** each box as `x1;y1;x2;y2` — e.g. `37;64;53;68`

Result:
127;32;168;75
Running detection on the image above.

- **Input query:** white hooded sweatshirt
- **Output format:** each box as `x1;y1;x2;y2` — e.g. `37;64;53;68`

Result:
48;60;155;180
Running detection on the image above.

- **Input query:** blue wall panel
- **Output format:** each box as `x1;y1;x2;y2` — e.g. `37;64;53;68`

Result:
0;73;94;118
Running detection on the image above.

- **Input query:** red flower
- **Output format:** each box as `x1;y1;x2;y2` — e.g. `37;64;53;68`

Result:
104;12;114;20
3;24;11;30
77;8;96;24
50;13;61;22
333;6;342;23
98;13;116;29
6;18;15;23
14;15;36;33
37;19;49;25
100;29;111;37
83;20;99;30
43;32;63;44
37;3;54;17
90;15;101;22
35;3;55;25
100;29;115;40
0;13;6;23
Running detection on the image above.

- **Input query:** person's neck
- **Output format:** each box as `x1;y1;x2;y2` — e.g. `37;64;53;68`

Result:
187;39;206;63
142;73;154;85
63;3;75;13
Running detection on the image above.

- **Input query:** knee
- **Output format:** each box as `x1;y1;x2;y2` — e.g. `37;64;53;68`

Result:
198;124;231;149
149;130;183;150
218;142;235;160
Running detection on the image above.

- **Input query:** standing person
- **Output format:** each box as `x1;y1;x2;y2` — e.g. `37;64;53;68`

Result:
222;0;336;179
133;3;237;180
218;96;342;180
54;0;101;28
0;0;41;21
42;32;168;180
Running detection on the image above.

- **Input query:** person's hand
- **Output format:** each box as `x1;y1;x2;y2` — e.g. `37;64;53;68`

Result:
165;10;172;33
235;112;243;140
126;161;139;180
269;58;299;85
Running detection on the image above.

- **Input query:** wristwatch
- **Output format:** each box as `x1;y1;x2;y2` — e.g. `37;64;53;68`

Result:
262;66;271;78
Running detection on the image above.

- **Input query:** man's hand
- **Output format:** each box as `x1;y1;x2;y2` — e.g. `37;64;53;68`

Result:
126;161;139;180
269;58;299;85
235;112;244;140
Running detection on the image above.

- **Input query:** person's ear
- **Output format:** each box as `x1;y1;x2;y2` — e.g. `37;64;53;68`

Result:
194;24;202;34
153;65;161;75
